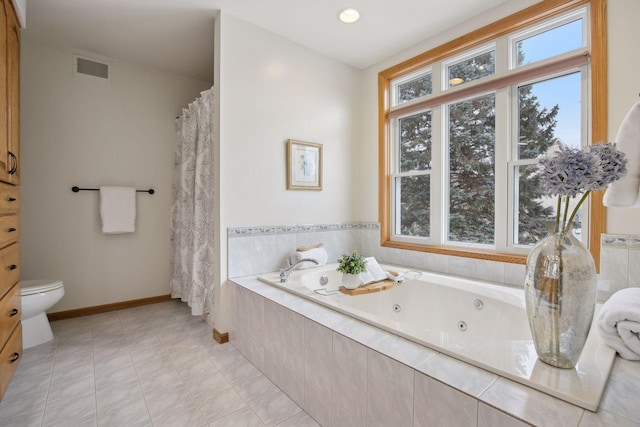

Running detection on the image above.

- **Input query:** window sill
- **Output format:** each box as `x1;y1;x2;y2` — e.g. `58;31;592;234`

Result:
382;239;527;265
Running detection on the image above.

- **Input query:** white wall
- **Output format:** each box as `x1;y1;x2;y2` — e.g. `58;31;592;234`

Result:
214;12;361;331
20;38;211;312
604;0;640;235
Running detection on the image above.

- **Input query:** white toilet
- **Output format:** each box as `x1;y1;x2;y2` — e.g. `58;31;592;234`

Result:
20;280;65;349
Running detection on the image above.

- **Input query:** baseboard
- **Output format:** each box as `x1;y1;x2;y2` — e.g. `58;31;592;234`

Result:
47;294;173;321
213;328;229;344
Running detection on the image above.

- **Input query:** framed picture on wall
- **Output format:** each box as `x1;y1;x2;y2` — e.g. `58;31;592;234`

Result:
286;139;323;190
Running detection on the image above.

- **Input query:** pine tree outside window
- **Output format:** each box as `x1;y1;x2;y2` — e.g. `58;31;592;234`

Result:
379;1;606;266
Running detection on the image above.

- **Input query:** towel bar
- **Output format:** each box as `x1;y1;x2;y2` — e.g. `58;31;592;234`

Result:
71;186;155;195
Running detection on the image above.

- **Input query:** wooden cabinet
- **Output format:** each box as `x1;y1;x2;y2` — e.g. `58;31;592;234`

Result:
0;182;19;403
0;0;18;185
0;0;19;403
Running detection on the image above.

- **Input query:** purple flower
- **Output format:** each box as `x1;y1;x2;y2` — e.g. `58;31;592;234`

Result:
537;142;628;235
539;145;602;198
587;142;627;189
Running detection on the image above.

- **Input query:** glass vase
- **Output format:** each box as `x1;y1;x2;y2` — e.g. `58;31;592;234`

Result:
524;224;597;368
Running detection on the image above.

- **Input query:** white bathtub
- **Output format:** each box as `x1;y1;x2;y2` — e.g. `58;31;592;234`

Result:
258;263;616;411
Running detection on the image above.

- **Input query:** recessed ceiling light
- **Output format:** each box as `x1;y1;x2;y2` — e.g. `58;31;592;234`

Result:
338;8;360;24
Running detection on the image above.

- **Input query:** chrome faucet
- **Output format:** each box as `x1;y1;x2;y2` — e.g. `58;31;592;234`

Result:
280;258;319;283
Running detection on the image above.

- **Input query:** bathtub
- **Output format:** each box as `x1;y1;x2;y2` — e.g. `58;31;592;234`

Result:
258;263;616;411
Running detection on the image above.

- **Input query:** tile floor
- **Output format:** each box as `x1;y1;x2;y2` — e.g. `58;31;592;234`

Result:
0;300;319;427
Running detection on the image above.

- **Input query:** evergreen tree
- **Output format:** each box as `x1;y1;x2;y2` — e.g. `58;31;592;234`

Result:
448;93;496;243
516;86;559;244
397;49;559;244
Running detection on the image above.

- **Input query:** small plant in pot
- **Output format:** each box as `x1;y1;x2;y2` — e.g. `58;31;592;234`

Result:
337;251;367;290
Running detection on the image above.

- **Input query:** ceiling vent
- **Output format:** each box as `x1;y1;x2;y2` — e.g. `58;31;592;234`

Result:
74;55;110;80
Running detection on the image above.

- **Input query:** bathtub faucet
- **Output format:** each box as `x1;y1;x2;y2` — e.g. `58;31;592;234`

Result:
280;258;319;283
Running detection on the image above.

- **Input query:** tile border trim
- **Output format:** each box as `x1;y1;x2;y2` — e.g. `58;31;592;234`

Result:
228;222;380;237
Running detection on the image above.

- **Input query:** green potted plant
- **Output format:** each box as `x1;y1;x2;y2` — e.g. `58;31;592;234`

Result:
337;251;367;289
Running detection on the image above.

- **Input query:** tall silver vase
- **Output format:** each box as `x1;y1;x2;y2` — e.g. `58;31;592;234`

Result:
524;226;597;368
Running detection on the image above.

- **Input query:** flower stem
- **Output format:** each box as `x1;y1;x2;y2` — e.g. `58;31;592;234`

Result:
562;197;570;233
565;191;591;235
555;197;562;234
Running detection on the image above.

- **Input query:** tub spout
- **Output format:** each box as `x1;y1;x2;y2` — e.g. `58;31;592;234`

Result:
280;258;319;283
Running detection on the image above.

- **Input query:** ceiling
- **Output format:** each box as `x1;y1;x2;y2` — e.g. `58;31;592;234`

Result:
22;0;532;83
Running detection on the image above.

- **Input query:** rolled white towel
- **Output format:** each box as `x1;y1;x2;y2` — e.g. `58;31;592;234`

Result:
291;246;328;269
597;287;640;361
603;101;640;207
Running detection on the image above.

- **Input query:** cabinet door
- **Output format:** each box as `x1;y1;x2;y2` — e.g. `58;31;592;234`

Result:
0;323;21;401
6;1;17;185
0;283;19;346
0;0;8;184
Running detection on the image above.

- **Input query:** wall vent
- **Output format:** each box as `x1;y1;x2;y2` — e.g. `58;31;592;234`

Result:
74;56;110;80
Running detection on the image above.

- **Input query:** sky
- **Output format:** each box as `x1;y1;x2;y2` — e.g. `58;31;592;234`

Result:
518;18;583;150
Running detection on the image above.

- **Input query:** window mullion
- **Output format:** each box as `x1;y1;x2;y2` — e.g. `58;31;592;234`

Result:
431;106;443;244
495;87;510;252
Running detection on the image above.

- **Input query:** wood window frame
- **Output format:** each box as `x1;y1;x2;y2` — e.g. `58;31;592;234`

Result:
378;0;607;269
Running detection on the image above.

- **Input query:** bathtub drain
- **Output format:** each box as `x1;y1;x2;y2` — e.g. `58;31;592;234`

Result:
458;321;467;332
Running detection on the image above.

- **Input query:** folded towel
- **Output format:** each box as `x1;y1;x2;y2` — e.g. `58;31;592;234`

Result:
604;101;640;207
291;245;328;269
100;186;136;234
597;287;640;360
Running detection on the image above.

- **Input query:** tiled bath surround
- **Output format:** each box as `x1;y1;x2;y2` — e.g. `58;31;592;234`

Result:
228;223;640;301
227;223;640;426
230;276;640;426
599;234;640;299
227;222;526;287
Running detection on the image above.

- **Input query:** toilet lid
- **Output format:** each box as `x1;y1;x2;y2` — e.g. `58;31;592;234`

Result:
21;280;64;296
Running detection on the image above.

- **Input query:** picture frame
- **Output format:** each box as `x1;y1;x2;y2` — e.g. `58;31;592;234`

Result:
286;139;323;190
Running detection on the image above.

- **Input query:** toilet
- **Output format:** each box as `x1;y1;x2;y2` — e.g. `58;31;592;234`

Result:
20;280;65;349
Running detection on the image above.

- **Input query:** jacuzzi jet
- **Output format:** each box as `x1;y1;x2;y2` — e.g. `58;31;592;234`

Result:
458;321;467;331
392;304;401;313
474;299;484;310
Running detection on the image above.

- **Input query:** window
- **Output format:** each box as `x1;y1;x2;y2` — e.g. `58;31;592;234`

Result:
379;0;607;266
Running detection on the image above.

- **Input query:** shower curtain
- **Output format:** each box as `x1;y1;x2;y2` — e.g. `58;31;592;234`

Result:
170;87;215;316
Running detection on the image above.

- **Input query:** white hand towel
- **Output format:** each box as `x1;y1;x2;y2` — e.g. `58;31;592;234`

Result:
100;186;136;234
597;287;640;361
603;101;640;207
291;246;328;269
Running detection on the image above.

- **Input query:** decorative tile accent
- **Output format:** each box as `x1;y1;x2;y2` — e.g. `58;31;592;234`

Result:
228;222;371;237
629;237;640;250
601;234;629;249
228;227;254;237
275;225;297;234
253;226;277;236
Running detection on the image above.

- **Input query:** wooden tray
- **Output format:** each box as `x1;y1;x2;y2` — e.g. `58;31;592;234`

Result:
339;279;402;295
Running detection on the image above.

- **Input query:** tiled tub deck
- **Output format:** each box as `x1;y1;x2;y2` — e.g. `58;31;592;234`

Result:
230;276;640;427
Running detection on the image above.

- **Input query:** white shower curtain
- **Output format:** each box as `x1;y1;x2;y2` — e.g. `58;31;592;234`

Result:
170;87;215;316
